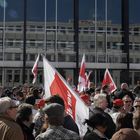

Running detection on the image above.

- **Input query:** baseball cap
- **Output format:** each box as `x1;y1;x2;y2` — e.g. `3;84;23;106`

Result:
113;99;124;107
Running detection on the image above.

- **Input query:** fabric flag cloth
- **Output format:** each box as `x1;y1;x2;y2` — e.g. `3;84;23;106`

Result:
32;54;40;84
85;71;92;89
102;69;117;93
43;56;89;136
77;54;86;92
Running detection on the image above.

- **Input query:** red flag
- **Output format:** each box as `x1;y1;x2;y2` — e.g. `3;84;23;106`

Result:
102;69;117;93
32;54;40;84
43;56;89;136
77;54;86;92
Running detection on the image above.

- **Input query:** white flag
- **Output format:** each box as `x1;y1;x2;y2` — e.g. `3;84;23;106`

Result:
43;56;89;136
32;54;40;84
77;54;86;92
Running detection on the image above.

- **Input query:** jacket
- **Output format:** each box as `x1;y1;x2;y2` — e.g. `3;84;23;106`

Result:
0;115;24;140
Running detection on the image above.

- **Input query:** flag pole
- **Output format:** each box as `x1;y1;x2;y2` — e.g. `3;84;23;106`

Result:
23;0;27;84
94;0;97;86
44;0;47;51
2;0;6;86
74;0;79;86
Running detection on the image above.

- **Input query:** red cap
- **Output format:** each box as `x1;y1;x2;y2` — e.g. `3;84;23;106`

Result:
37;99;45;108
113;99;124;107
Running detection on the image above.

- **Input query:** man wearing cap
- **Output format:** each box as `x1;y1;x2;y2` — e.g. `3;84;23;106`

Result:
36;103;80;140
111;99;125;123
0;97;24;140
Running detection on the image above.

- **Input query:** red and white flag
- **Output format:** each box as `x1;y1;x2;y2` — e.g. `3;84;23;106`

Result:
77;54;86;92
43;56;89;136
102;69;117;93
85;71;92;89
32;54;40;84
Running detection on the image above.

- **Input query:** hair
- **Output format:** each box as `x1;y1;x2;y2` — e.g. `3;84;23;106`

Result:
133;110;140;130
45;95;65;107
93;93;107;107
116;112;133;131
84;113;108;129
47;116;64;126
16;103;33;122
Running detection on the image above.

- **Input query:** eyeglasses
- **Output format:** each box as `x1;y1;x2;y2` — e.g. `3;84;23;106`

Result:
9;106;18;109
124;100;132;103
134;106;140;108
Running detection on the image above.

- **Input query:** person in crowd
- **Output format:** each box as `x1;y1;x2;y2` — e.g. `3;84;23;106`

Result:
115;112;133;131
45;95;79;135
86;82;95;95
133;110;140;135
122;95;134;113
133;97;140;112
83;113;109;140
33;99;46;137
101;84;113;109
25;88;41;106
115;83;135;101
2;89;13;98
35;103;80;140
15;90;25;104
0;97;24;140
89;93;116;139
16;103;35;140
111;99;125;123
133;81;140;97
111;128;140;140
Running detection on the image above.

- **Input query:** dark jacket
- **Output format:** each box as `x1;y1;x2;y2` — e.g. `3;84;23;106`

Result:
17;121;35;140
83;130;108;140
63;114;79;135
89;107;116;139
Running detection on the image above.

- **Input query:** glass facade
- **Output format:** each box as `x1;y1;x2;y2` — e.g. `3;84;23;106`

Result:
0;0;139;88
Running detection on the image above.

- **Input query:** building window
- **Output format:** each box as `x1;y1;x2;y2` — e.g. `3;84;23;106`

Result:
15;53;21;61
30;54;35;61
5;53;13;60
0;52;3;60
6;70;12;82
16;26;22;31
14;70;20;82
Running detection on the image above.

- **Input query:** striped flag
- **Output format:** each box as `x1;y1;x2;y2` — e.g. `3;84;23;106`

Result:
77;54;86;92
43;56;89;136
32;54;40;84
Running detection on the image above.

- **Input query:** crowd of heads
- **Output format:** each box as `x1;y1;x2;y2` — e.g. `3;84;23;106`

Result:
0;81;140;140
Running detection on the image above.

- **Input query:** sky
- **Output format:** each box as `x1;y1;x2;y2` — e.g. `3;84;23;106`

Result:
0;0;139;24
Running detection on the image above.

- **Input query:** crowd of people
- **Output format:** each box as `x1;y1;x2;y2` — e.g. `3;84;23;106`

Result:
0;81;140;140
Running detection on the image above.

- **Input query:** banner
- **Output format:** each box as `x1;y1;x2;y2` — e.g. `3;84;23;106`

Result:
43;56;89;136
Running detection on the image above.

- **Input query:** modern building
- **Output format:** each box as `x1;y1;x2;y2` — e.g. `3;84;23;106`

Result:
0;20;140;88
0;0;140;88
